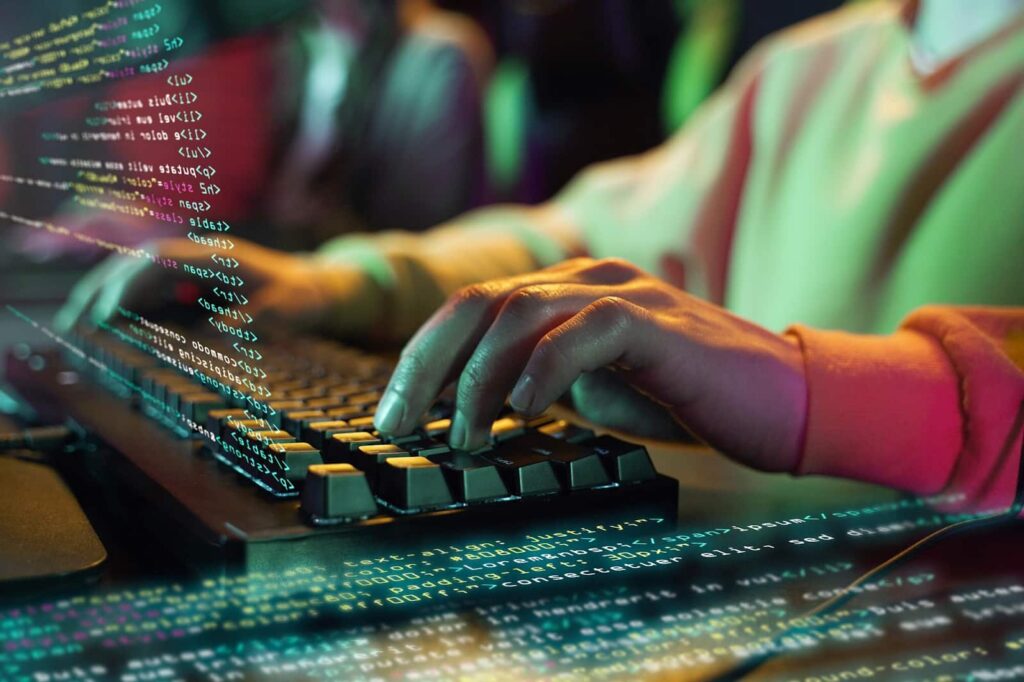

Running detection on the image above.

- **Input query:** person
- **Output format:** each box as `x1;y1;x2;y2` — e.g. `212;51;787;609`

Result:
58;0;1024;512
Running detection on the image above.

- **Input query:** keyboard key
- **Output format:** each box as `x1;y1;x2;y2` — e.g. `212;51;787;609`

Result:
205;408;248;439
224;418;273;443
423;418;451;439
178;392;225;425
301;463;378;520
267;442;324;482
484;448;561;496
285;387;327;401
379;456;453;510
352;443;410;485
347;416;377;430
505;432;610;489
302;420;354;448
281;409;327;433
346;390;383;408
399;438;448;454
265;400;307;426
429;451;508;502
326;405;373;421
269;380;307;394
538;419;596;444
161;378;201;411
490;416;526;442
304;397;345;410
244;429;295;446
325;431;381;463
584;435;656;483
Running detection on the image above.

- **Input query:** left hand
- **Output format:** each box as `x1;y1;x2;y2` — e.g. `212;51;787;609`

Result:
373;257;808;472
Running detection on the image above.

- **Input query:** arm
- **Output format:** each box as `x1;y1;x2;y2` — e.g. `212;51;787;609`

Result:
790;306;1024;513
314;43;765;341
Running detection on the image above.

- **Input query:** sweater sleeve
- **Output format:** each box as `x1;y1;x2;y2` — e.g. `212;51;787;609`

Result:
787;306;1024;513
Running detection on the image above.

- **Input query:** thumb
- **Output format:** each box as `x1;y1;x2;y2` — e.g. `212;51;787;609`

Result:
567;368;694;442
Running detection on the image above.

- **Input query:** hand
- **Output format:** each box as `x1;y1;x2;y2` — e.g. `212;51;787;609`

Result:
55;236;378;337
374;257;807;472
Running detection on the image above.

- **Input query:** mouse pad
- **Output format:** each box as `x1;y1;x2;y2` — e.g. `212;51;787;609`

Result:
0;457;106;588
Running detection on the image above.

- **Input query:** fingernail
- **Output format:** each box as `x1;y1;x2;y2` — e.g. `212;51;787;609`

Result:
374;390;407;434
449;411;468;450
509;374;536;414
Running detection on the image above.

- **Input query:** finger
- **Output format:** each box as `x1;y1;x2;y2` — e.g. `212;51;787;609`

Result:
374;281;505;437
510;297;661;418
451;283;609;450
373;261;638;437
569;369;692;441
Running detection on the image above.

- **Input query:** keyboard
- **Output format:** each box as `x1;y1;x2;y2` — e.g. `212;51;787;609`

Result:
5;324;678;572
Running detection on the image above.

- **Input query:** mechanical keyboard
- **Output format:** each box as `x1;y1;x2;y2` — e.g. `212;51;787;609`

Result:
5;324;678;572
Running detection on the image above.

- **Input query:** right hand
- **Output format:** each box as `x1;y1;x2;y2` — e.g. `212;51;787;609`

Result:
55;236;379;337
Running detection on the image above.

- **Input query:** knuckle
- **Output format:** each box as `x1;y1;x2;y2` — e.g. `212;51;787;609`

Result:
449;283;495;311
502;285;551;318
588;296;635;330
583;257;640;282
457;356;491;400
394;349;429;385
560;256;598;270
535;333;572;372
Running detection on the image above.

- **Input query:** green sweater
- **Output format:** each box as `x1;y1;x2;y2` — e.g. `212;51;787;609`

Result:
316;1;1024;340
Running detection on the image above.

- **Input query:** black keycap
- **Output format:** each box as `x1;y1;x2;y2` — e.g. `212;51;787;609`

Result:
405;438;451;457
381;431;425;447
265;400;307;426
326;405;373;421
162;378;200;411
179;391;225;425
538;419;596;444
501;432;610;490
224;418;273;443
346;390;383;408
302;420;354;448
378;456;454;510
484;447;561;496
285;386;327;401
584;435;656;483
489;417;526;443
324;431;381;464
267;442;323;482
429;451;509;502
347;416;377;431
301;463;378;520
423;418;452;440
281;409;328;434
304;397;345;410
242;430;297;472
205;408;248;439
351;443;410;486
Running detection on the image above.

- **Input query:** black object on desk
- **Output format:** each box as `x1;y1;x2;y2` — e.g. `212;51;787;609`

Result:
0;456;106;592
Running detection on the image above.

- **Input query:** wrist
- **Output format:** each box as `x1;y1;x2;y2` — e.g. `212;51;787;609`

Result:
307;258;387;340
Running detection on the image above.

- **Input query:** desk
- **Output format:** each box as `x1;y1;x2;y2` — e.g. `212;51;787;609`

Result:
1;436;1020;680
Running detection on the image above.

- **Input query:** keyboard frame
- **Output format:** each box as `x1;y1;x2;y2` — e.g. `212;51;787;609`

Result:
7;350;680;573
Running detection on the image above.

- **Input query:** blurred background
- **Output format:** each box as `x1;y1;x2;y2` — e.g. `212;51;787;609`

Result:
0;0;857;355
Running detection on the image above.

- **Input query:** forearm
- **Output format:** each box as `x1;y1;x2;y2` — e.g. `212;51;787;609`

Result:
312;203;583;342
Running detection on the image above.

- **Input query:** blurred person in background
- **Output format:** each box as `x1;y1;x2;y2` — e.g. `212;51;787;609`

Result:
61;0;1024;512
8;0;493;264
